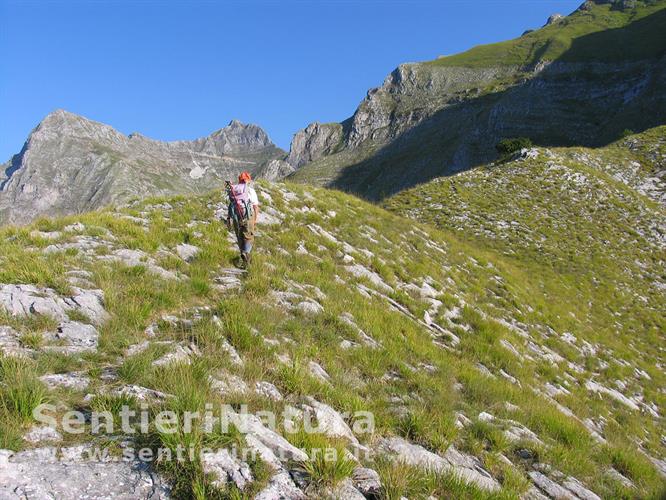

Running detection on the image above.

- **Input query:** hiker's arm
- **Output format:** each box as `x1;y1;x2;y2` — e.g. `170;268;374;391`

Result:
253;204;259;223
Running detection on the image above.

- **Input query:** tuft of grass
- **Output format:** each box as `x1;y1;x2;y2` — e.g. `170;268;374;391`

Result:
289;430;356;489
0;357;48;422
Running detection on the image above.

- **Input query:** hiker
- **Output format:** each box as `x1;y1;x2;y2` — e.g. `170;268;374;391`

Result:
225;171;260;267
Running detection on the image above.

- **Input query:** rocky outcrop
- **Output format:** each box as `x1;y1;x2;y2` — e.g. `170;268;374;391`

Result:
0;110;286;225
0;284;108;325
0;448;170;498
257;158;296;181
286;122;343;168
376;436;500;492
544;13;564;26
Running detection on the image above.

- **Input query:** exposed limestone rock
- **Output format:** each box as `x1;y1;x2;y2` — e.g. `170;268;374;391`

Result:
255;470;305;500
257;159;296;181
175;243;199;262
325;478;365;500
43;236;109;256
477;412;543;445
214;268;246;292
201;449;253;490
109;384;173;402
99;248;181;280
125;340;153;357
376;436;500;491
296;300;324;315
545;13;564;25
229;412;309;463
43;321;99;353
254;381;284;401
0;447;170;498
286;122;343;168
352;466;382;497
521;486;550;499
270;290;323;316
345;264;394;293
0;325;32;357
64;222;85;233
528;471;576;499
302;397;361;448
39;371;91;391
339;312;380;348
307;361;331;384
0;284;108;325
23;426;62;444
0;110;285;226
585;380;640;411
209;372;250;395
65;269;96;289
221;339;244;366
562;476;602;500
152;343;201;367
30;230;62;240
257;205;284;226
605;467;635;489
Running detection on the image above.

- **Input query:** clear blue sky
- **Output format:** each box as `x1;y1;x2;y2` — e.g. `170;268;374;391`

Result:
0;0;582;160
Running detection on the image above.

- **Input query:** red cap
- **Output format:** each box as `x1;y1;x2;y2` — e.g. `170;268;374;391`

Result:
238;171;251;183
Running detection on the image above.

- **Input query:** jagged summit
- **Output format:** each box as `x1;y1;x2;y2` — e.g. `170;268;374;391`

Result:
0;111;286;226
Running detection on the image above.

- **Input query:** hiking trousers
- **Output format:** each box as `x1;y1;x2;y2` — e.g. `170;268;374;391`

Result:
233;218;255;254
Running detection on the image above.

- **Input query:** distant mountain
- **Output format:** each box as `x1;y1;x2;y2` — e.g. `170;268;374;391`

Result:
288;0;666;199
0;110;291;225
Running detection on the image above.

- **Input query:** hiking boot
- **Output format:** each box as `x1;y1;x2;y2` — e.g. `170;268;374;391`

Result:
241;252;249;268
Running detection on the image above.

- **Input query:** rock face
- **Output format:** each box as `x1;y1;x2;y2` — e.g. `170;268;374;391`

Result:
0;111;286;225
289;2;666;200
286;122;344;168
256;158;296;182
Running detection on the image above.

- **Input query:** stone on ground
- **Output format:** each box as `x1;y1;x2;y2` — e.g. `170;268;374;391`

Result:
0;448;170;499
201;449;252;490
255;471;305;500
175;243;199;262
39;371;91;390
22;426;63;444
376;436;500;492
43;321;99;353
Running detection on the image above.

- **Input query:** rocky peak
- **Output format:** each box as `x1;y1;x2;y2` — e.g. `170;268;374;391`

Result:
0;111;286;225
200;120;273;155
286;122;343;168
32;109;124;143
545;13;564;25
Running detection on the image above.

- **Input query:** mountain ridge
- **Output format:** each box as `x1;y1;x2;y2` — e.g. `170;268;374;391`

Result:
287;0;666;200
0;109;288;226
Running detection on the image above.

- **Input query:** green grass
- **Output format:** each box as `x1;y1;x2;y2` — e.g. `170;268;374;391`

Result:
0;174;663;497
430;1;666;68
0;357;48;423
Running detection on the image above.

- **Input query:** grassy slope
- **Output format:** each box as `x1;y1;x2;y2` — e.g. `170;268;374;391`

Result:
383;129;666;493
0;176;664;497
430;0;666;68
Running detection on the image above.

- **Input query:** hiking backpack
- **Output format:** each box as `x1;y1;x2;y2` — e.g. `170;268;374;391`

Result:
227;182;254;223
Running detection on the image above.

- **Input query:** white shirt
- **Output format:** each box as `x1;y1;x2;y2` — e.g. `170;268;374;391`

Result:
247;185;259;206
